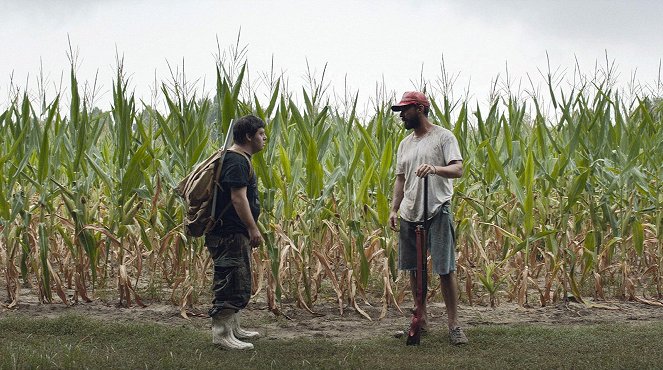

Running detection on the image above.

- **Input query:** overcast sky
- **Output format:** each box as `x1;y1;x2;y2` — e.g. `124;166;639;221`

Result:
2;0;662;112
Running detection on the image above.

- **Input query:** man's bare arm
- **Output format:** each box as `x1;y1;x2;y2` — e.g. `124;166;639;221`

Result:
416;160;463;178
231;187;263;246
389;173;405;231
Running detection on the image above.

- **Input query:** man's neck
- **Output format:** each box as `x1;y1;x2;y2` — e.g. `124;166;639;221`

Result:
230;143;253;156
412;118;433;138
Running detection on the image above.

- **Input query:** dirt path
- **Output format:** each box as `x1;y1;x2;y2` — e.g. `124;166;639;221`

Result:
3;288;663;341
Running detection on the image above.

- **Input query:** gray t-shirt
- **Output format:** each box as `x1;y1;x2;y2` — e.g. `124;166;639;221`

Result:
395;125;463;222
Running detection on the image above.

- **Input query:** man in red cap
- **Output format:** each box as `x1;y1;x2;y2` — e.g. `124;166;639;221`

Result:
389;91;468;345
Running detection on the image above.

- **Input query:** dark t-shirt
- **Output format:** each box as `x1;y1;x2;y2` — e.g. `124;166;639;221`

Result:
209;151;260;236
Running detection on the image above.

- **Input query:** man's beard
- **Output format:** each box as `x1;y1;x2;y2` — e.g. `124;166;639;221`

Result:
403;115;421;130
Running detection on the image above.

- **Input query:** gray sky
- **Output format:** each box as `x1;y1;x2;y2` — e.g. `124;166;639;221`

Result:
2;0;662;111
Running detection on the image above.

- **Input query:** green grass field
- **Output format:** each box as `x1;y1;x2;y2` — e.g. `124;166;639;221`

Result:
1;314;662;369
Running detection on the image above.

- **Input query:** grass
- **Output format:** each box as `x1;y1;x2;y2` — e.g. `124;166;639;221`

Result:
1;314;662;369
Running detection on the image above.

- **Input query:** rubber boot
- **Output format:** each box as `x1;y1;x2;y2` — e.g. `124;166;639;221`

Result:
211;309;254;350
232;310;260;340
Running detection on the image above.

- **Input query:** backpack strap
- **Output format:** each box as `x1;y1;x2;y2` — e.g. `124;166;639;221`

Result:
226;149;254;178
207;149;229;234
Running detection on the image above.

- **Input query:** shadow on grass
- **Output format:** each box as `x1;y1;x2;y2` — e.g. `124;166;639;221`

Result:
1;314;662;369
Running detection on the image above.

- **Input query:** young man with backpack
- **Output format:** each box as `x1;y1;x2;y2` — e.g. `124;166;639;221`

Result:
206;114;267;350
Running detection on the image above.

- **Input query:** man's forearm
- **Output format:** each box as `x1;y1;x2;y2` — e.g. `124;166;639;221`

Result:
433;161;463;178
391;193;403;212
391;175;405;212
231;189;258;230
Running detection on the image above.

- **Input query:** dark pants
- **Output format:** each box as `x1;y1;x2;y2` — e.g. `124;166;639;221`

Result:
206;233;252;312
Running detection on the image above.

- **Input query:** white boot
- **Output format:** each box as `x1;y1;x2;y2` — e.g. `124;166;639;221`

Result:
211;309;254;350
232;310;260;340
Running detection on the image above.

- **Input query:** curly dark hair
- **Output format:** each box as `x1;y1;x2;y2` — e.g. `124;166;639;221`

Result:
233;114;266;144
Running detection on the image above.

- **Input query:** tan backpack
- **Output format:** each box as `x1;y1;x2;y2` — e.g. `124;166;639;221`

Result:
175;148;228;237
175;120;242;237
175;147;254;237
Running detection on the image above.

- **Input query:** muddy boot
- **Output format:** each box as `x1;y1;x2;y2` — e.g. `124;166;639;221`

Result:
232;310;260;340
211;309;254;350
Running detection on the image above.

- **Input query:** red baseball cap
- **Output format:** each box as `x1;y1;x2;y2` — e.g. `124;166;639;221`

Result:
391;91;430;111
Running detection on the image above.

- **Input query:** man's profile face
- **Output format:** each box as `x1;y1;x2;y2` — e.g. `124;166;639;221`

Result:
399;104;421;130
249;127;267;152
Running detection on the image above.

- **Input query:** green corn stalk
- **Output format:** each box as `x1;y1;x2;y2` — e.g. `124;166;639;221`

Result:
2;48;662;311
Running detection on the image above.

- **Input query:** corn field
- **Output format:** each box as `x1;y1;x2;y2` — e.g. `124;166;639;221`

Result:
1;52;662;319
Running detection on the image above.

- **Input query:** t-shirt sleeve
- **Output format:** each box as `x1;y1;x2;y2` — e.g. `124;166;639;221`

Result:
443;134;463;164
221;154;250;188
395;141;405;175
